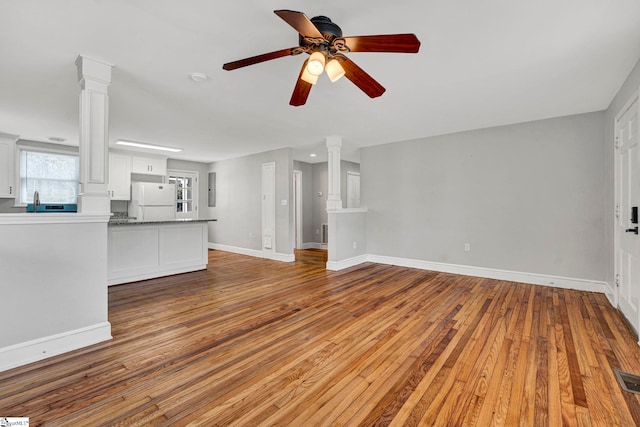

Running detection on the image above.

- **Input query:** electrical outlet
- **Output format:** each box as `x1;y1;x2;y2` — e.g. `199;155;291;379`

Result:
464;243;471;252
316;229;320;235
353;241;357;249
249;232;253;238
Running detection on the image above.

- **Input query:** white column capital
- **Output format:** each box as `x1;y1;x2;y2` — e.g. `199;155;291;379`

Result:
325;135;342;149
75;55;113;89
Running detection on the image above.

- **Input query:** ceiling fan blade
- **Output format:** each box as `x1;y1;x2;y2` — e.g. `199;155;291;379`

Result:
274;10;323;38
290;60;313;106
342;34;421;53
341;57;386;98
223;47;297;71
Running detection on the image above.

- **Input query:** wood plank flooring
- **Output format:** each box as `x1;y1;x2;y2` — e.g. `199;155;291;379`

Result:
2;249;640;426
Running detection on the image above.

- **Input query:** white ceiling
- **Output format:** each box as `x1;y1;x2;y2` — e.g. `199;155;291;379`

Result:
1;0;640;164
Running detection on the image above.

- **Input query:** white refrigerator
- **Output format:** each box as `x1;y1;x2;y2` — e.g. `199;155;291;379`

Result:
128;182;176;221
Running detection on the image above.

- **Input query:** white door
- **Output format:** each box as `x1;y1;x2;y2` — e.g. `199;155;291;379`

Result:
346;172;361;208
168;171;198;219
616;92;640;335
262;162;276;253
293;170;303;249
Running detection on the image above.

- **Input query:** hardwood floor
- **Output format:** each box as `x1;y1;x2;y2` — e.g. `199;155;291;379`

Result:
2;249;640;426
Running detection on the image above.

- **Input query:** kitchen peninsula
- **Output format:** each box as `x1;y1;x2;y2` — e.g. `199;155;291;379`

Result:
107;218;216;285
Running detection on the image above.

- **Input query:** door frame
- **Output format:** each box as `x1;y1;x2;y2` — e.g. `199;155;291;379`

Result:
262;162;276;255
293;170;303;249
614;87;640;336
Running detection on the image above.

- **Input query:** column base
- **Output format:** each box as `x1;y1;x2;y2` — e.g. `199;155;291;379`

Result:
326;198;342;210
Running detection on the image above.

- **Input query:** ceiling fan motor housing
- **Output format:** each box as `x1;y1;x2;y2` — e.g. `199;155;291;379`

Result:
299;16;343;47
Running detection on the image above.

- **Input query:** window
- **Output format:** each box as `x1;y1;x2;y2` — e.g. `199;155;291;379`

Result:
168;171;198;219
18;147;79;204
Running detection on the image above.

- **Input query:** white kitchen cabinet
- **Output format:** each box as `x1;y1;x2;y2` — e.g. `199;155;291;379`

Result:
0;136;16;198
108;153;131;200
132;155;167;176
107;221;208;285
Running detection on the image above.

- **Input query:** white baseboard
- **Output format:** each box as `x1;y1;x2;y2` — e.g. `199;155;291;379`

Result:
300;242;327;250
367;254;609;293
0;321;112;373
209;243;295;262
326;254;368;271
208;244;609;294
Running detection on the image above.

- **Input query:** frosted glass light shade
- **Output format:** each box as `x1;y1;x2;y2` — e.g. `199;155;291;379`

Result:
301;63;319;85
325;59;345;82
307;52;326;76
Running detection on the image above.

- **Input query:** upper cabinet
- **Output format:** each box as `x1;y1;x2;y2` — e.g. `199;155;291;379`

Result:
0;135;17;198
131;155;167;176
108;153;131;200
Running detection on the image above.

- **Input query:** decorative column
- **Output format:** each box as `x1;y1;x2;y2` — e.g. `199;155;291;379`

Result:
75;55;113;214
326;135;342;210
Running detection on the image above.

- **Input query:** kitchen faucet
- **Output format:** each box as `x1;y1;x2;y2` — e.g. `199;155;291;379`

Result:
33;191;40;213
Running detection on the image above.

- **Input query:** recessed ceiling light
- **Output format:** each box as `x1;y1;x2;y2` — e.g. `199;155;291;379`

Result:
310;153;317;157
116;139;182;153
189;72;208;82
48;136;67;142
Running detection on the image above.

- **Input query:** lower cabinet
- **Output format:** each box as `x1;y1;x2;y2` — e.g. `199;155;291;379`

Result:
108;222;208;285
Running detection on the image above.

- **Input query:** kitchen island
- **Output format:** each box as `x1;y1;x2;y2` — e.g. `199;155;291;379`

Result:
108;218;216;285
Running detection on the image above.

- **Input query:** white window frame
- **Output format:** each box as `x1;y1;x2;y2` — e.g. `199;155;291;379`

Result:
15;143;79;207
168;169;199;220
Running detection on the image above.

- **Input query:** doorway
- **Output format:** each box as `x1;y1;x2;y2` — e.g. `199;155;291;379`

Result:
346;171;361;208
615;90;640;336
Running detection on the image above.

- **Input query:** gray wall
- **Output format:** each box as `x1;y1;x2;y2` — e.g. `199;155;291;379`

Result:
208;147;293;255
604;57;640;289
328;211;367;262
361;111;606;281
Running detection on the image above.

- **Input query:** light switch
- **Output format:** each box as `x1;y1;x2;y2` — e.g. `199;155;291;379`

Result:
281;199;288;206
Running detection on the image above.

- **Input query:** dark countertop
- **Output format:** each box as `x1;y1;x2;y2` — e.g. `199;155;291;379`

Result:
108;218;217;226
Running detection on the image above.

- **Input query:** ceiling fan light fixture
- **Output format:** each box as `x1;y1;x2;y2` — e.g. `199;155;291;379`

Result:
307;51;325;76
325;59;345;82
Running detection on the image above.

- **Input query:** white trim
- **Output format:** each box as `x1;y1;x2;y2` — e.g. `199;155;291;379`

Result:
293;170;303;249
367;254;609;293
168;169;199;220
0;213;110;225
209;243;294;262
0;322;112;372
326;207;368;214
15;143;80;207
326;254;368;271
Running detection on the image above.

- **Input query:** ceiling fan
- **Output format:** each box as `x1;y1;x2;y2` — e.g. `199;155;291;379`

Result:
222;10;421;106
